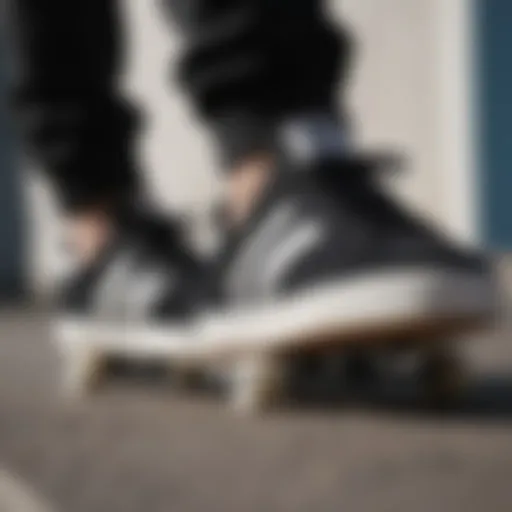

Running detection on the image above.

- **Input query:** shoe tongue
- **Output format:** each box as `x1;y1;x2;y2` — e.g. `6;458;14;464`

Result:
278;112;402;176
278;112;351;168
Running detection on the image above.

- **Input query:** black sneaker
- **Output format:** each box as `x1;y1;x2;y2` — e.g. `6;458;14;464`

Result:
53;206;210;395
200;115;495;355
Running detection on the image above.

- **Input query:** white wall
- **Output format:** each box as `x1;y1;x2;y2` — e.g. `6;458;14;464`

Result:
28;0;473;295
337;0;474;236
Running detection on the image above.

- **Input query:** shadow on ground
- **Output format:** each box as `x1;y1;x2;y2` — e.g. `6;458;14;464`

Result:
283;373;512;423
94;359;512;424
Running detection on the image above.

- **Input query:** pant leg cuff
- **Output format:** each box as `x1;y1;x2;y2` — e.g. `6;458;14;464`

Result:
210;113;278;168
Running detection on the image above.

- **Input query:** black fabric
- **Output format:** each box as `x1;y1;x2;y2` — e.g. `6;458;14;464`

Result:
2;0;351;210
2;0;141;211
162;0;351;165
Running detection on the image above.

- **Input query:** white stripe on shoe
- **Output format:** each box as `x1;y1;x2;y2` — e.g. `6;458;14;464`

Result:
261;220;326;296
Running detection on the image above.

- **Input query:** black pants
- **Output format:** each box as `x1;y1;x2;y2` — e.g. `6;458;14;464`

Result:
2;0;350;211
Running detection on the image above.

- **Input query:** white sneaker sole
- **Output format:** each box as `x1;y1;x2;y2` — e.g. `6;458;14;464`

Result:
54;268;494;360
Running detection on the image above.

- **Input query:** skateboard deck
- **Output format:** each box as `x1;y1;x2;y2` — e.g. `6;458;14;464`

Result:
54;308;489;414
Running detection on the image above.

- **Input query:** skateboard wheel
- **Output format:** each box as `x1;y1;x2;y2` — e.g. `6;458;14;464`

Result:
420;349;466;408
344;351;378;387
289;352;348;400
60;345;106;401
171;365;206;391
228;355;286;414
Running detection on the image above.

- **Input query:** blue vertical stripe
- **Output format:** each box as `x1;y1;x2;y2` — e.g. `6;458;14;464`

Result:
479;0;512;248
0;39;24;298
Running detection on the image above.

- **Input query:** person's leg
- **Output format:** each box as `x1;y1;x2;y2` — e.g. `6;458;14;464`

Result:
2;0;210;389
162;0;351;167
161;0;355;229
2;0;140;261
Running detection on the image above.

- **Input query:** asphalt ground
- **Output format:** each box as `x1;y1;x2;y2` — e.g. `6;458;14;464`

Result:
0;304;511;512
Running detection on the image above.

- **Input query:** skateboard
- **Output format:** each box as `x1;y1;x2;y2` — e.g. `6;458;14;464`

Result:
54;305;489;414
